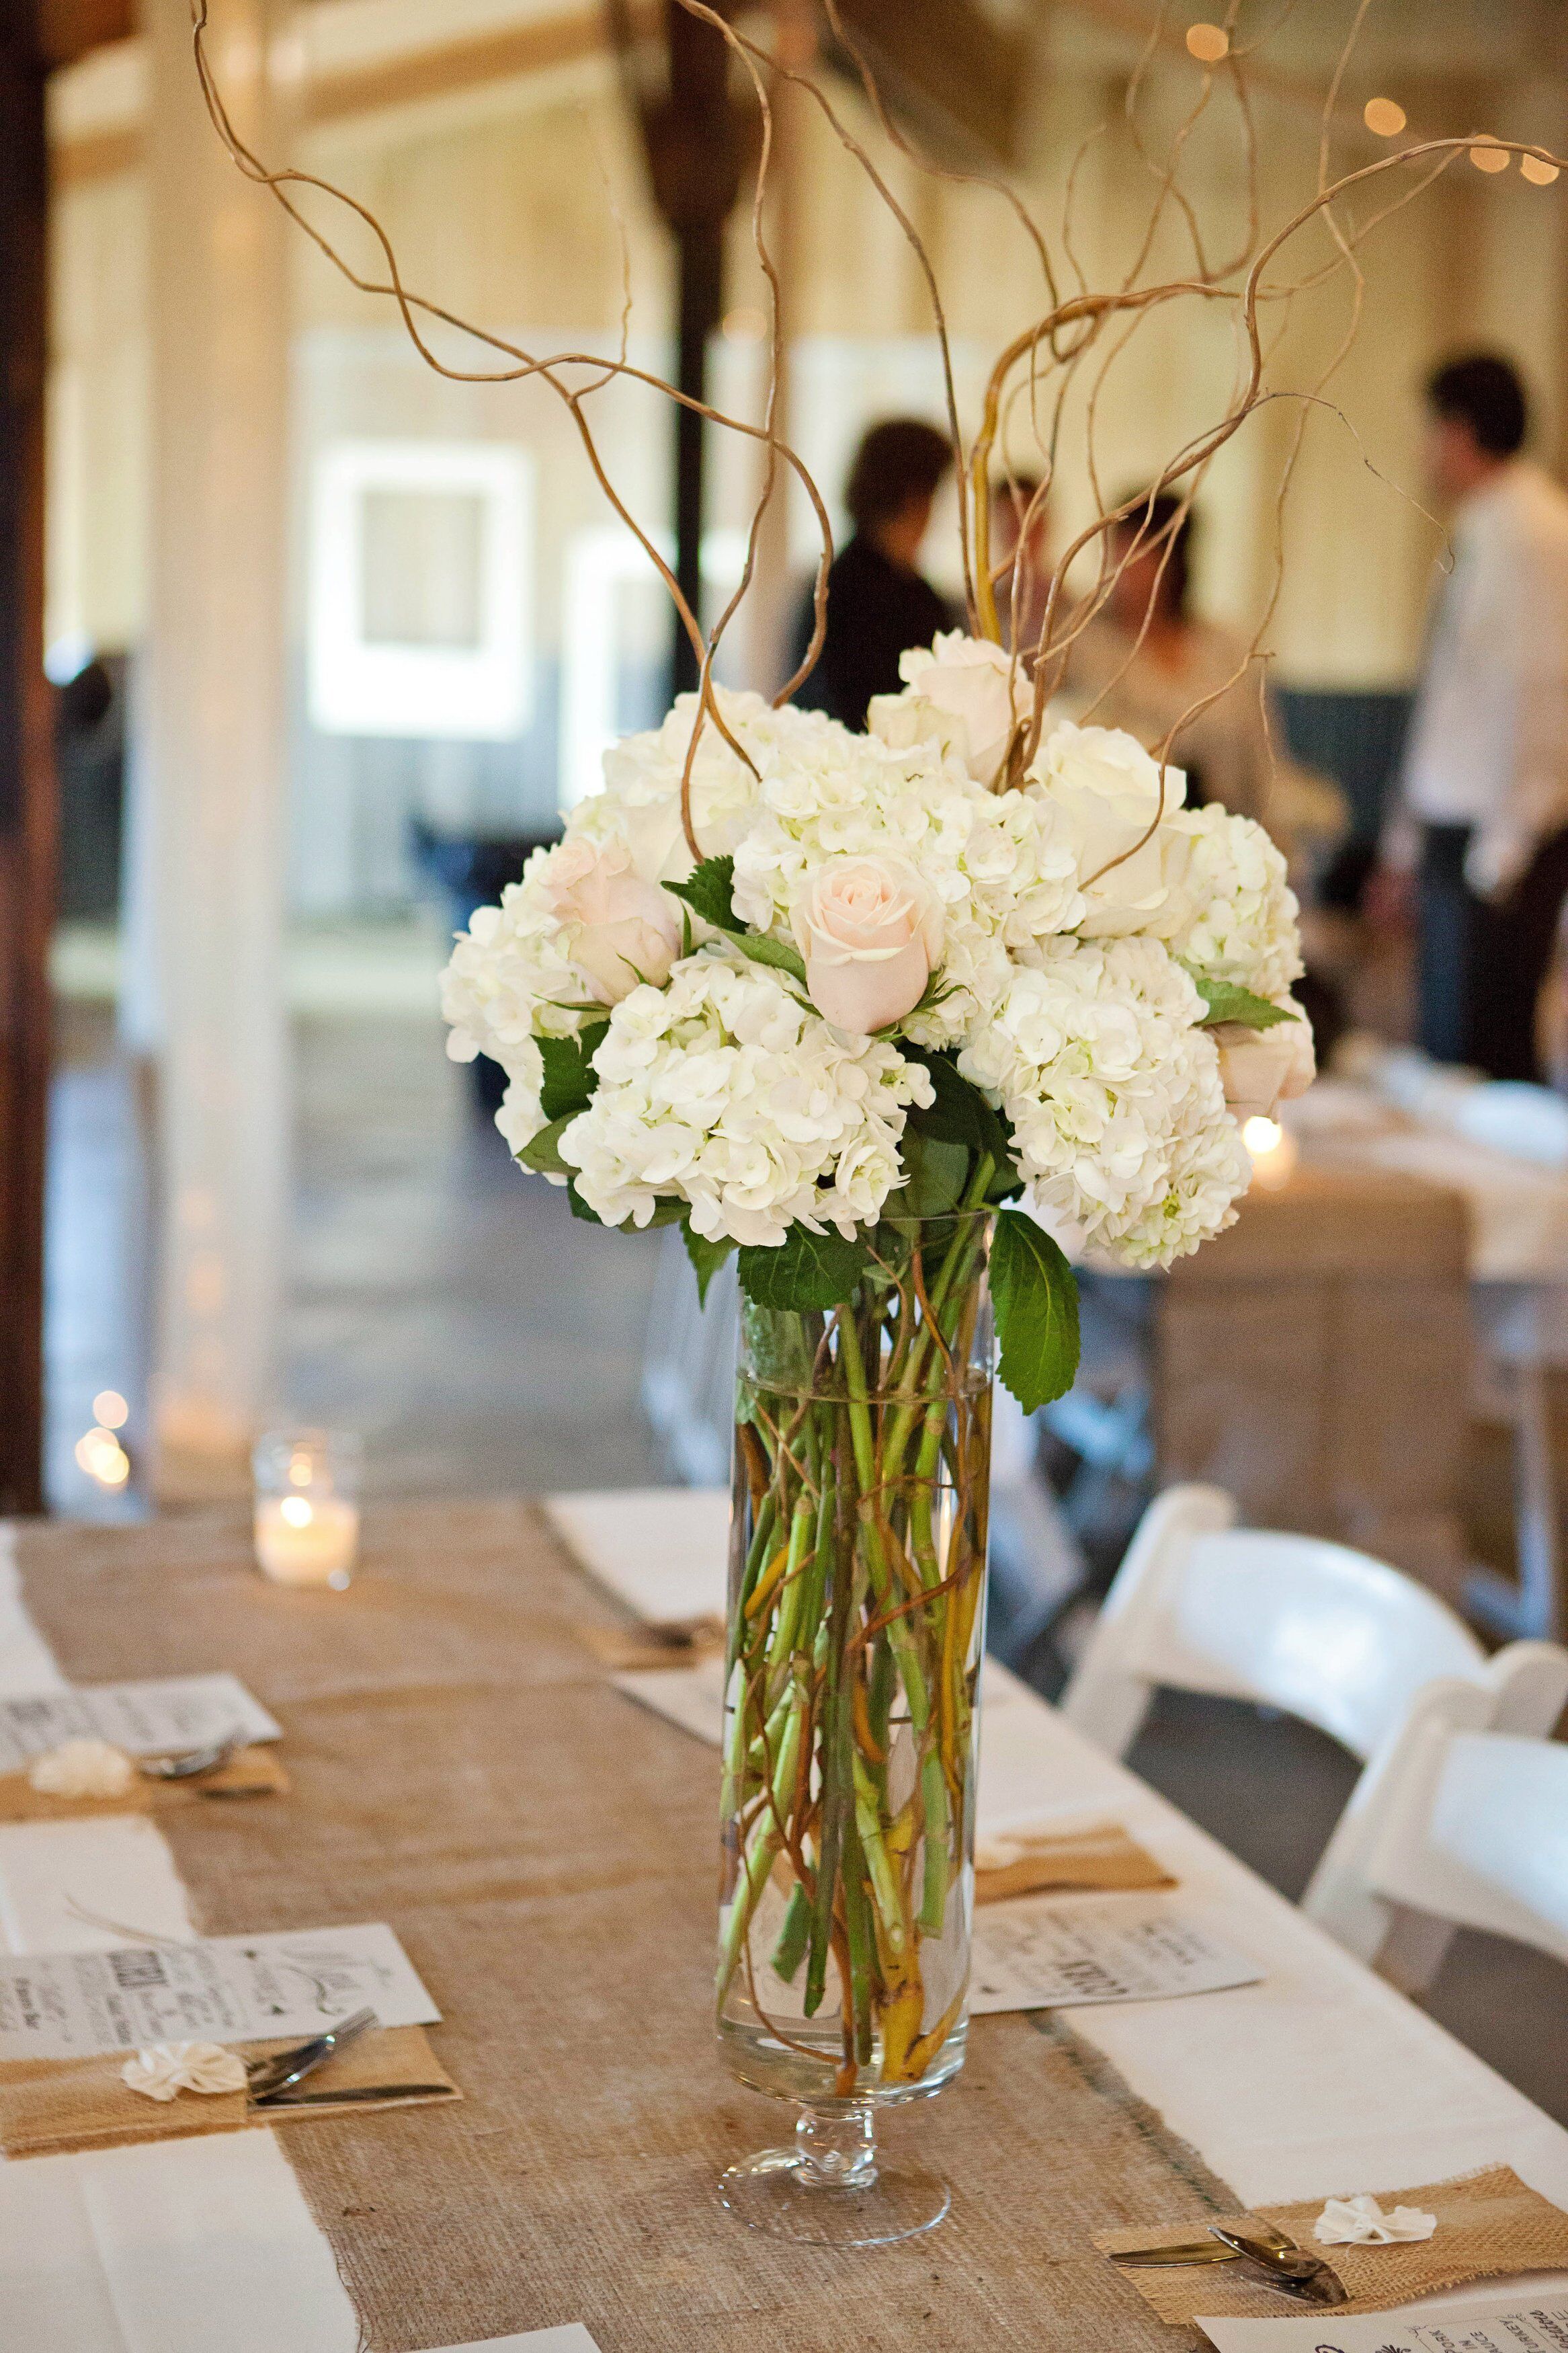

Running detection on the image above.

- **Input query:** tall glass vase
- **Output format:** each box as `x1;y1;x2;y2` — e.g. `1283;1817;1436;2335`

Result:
716;1210;995;2245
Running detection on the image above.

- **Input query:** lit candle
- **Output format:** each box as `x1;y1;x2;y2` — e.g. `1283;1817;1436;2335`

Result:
253;1494;360;1587
252;1429;362;1588
1242;1114;1300;1191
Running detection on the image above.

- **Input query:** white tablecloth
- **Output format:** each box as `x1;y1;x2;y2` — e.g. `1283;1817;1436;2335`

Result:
3;1505;1567;2346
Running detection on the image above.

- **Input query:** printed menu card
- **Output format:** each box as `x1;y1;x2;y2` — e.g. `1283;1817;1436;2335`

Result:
0;1923;438;2060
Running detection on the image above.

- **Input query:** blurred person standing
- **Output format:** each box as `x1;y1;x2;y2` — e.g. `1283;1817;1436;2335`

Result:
1378;354;1568;1083
991;471;1051;660
791;418;954;729
1064;491;1341;856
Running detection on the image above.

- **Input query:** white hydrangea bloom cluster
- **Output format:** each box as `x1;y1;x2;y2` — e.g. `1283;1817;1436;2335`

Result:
956;934;1250;1267
559;956;934;1246
1163;803;1304;1000
444;688;831;1146
442;633;1309;1269
732;725;1081;1046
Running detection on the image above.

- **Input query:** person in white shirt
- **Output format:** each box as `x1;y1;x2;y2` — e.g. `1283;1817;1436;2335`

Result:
1380;354;1568;1082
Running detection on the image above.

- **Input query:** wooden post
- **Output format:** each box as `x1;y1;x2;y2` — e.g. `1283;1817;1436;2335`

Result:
0;1;53;1517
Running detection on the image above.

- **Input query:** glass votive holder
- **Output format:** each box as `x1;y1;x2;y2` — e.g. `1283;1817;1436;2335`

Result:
253;1430;362;1589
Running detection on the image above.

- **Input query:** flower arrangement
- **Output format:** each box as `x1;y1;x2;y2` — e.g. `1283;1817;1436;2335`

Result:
442;638;1310;2116
442;628;1311;1392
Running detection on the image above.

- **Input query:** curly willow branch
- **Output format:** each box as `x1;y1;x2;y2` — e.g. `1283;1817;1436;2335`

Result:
187;0;1567;901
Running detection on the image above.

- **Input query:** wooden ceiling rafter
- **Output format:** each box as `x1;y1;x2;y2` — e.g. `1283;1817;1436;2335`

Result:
36;0;131;69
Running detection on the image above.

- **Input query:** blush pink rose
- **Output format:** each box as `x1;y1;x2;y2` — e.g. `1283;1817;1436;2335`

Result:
547;838;683;1004
792;855;945;1035
1214;1012;1316;1121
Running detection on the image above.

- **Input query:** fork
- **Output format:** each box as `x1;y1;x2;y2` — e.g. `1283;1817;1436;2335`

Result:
245;2007;379;2105
136;1731;245;1783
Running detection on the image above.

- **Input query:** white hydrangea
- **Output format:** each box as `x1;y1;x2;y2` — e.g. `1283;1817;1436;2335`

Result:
731;727;1081;1047
440;848;592;1081
956;933;1249;1267
579;688;841;885
1161;803;1304;1000
1111;1035;1252;1269
558;956;934;1246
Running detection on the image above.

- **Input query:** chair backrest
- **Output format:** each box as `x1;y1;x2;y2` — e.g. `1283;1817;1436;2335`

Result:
1304;1651;1568;1985
1061;1484;1488;1763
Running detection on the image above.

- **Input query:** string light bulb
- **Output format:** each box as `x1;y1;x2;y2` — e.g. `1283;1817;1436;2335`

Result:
75;1427;130;1489
1363;97;1406;138
1522;154;1561;186
92;1390;129;1430
1186;22;1229;63
1469;137;1510;174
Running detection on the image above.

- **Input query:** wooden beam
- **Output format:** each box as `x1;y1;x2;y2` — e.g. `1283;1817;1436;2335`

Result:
36;0;130;69
831;0;1026;169
0;0;56;1515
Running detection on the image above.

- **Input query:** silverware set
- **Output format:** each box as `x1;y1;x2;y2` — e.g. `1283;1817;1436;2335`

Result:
136;1731;244;1784
1109;2220;1349;2307
245;2005;380;2107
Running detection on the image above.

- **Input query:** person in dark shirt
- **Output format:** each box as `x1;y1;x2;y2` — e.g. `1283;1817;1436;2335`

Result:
790;418;955;729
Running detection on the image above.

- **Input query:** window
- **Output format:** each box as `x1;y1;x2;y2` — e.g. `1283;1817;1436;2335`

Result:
308;440;533;740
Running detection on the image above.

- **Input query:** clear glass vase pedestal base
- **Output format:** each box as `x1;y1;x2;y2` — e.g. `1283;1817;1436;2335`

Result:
718;2107;951;2246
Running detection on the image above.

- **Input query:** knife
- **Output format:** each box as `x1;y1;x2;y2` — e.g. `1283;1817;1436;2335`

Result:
256;2082;454;2108
1109;2242;1242;2268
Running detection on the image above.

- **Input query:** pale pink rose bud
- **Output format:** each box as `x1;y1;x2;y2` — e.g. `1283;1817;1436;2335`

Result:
1214;1012;1316;1121
791;854;945;1035
547;838;684;1005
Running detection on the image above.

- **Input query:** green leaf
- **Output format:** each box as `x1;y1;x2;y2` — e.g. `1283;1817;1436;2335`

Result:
664;856;807;985
897;1131;970;1220
905;1047;1012;1163
683;1223;735;1306
515;1115;577;1177
733;932;808;984
538;1023;608;1121
663;854;737;932
991;1209;1081;1412
1184;969;1293;1031
737;1226;870;1311
565;1177;604;1226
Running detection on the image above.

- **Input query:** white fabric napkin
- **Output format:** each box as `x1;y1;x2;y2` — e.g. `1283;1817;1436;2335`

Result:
122;2044;249;2102
546;1488;729;1625
1315;2192;1439;2244
28;1741;136;1800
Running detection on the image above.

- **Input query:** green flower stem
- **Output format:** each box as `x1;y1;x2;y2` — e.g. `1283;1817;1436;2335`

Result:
771;1881;811;1983
717;1679;807;2003
852;1751;908;1958
919;1749;952;1934
837;1310;932;1734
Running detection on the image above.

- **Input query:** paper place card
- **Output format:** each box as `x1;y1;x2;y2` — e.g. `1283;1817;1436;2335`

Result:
1198;2292;1568;2350
431;2333;604;2352
968;1894;1263;2013
0;1675;281;1772
613;1658;729;1747
0;1922;438;2061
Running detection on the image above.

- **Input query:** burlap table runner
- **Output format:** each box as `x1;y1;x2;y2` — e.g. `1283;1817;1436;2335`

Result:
3;1500;1515;2351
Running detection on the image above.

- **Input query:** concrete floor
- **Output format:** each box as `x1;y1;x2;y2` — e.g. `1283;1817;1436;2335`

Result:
42;986;1568;2130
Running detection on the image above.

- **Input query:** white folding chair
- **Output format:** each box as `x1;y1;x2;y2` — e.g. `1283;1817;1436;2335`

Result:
1305;1667;1568;1989
1060;1482;1566;1769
